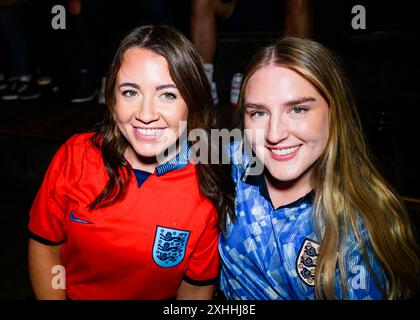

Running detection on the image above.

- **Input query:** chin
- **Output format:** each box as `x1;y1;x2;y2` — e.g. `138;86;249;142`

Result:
132;145;160;158
269;172;300;182
266;164;302;182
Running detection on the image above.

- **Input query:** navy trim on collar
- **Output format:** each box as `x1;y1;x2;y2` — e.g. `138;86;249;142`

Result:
155;141;190;176
274;190;314;210
242;170;314;210
241;172;270;200
133;169;152;187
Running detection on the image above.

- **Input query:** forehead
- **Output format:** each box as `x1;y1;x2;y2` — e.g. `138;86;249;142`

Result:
245;65;320;102
117;47;171;79
122;47;165;64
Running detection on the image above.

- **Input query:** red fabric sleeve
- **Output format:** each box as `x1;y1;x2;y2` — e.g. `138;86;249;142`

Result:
28;141;69;244
184;205;220;284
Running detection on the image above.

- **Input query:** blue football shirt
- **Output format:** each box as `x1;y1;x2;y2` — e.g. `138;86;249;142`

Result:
219;141;386;300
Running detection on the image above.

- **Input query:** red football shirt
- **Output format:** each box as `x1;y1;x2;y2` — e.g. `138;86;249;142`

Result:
29;133;219;299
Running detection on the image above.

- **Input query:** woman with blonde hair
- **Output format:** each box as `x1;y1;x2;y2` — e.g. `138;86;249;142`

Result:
219;37;419;299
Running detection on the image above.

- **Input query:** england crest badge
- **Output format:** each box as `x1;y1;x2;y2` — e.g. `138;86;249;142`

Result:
152;226;190;268
296;238;320;286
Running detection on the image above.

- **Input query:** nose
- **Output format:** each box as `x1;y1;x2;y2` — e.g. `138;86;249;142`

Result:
265;114;289;145
135;97;159;123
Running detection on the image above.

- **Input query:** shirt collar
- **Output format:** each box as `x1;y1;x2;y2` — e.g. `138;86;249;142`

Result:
241;171;268;198
155;140;190;176
242;169;314;210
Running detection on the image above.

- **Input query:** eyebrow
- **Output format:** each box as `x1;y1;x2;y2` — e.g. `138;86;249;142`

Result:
244;97;316;109
244;102;265;109
118;82;139;90
118;83;177;90
156;84;177;91
283;97;316;107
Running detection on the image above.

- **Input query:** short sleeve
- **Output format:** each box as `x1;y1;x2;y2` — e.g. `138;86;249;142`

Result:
183;206;220;286
28;142;69;245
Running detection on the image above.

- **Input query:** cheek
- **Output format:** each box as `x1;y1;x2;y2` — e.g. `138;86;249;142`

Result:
179;107;188;123
244;116;262;130
244;124;261;145
114;104;131;124
244;127;265;162
244;129;253;149
302;115;330;152
164;103;188;126
318;124;330;150
244;116;266;140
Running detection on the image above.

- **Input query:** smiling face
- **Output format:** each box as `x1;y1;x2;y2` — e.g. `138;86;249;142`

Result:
114;47;188;170
243;65;330;190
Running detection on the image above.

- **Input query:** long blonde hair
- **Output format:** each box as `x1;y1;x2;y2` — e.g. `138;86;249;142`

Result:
238;37;419;299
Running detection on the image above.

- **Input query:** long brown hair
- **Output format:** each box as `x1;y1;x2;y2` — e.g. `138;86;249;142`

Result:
238;37;419;299
89;25;234;231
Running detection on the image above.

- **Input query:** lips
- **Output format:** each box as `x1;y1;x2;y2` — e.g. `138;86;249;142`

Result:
132;126;165;141
269;144;302;160
271;145;301;156
136;127;162;135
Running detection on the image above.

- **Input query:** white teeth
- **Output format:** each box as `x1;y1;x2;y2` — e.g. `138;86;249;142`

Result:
271;145;300;156
137;128;162;135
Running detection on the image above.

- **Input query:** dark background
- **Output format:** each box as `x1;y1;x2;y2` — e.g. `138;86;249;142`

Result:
0;0;419;299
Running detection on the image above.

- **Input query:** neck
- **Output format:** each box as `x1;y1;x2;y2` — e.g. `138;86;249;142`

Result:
264;168;314;208
125;150;158;173
124;142;182;173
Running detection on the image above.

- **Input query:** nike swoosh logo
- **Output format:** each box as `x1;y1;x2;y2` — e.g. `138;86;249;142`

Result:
70;211;92;224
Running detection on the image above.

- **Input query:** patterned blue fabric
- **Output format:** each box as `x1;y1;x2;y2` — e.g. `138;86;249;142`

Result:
219;141;386;300
155;140;190;176
131;141;190;187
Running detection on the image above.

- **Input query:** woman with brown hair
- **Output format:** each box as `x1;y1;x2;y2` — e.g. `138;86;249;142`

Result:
28;25;233;300
219;37;419;299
